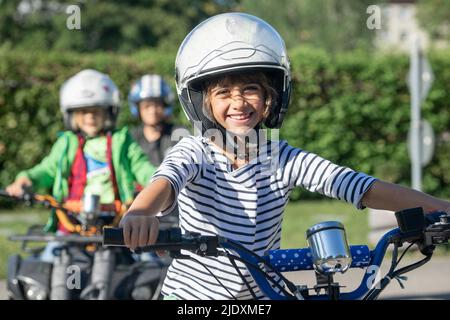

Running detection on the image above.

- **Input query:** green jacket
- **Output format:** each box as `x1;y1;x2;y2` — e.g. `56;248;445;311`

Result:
17;127;156;232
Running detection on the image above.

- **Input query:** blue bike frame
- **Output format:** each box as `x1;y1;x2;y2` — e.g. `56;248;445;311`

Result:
221;227;401;300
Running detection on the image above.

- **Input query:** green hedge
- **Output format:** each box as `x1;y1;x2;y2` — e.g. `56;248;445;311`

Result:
1;47;449;201
285;47;450;200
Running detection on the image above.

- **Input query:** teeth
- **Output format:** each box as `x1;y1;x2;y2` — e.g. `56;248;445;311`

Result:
229;114;250;120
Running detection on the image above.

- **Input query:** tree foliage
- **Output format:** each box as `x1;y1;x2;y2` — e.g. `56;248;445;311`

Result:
416;0;450;42
0;0;240;52
1;47;450;200
237;0;382;52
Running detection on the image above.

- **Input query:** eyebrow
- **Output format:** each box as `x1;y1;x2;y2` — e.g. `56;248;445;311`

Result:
212;82;261;91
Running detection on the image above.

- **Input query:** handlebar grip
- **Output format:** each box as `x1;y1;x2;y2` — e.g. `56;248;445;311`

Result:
0;188;33;202
0;189;10;198
103;228;125;246
425;211;447;224
103;227;183;246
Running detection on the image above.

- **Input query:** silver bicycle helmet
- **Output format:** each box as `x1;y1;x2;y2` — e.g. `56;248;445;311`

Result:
60;69;121;131
175;12;291;132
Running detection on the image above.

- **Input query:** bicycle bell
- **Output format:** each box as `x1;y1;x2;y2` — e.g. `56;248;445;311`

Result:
306;221;352;274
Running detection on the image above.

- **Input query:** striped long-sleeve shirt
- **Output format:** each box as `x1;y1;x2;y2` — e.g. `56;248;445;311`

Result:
151;135;377;300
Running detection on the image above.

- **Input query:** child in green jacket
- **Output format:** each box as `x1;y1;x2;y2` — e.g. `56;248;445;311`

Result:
6;69;156;233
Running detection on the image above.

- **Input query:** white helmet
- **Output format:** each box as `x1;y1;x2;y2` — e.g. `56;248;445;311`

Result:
60;69;120;130
175;12;291;131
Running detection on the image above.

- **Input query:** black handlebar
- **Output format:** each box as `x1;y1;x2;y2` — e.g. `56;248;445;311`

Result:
0;188;38;204
103;227;222;257
100;209;448;301
0;189;10;198
102;209;449;258
9;234;103;244
103;227;183;246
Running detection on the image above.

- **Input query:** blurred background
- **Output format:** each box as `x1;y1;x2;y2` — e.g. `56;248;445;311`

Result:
0;0;449;297
1;0;449;199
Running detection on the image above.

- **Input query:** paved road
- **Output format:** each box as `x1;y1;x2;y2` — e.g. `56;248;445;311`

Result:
1;256;449;300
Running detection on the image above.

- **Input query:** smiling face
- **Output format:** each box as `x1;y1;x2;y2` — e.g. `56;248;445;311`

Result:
72;107;106;137
205;73;275;136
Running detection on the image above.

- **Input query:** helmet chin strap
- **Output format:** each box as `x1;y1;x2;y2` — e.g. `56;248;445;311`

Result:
208;120;263;162
76;128;111;139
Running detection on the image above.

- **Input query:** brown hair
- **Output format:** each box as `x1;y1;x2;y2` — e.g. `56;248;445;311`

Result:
203;71;278;123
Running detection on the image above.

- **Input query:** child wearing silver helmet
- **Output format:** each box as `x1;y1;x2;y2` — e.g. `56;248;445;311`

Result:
7;69;155;236
119;13;450;300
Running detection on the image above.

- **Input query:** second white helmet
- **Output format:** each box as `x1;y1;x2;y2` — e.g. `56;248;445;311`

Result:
175;12;291;131
60;69;120;130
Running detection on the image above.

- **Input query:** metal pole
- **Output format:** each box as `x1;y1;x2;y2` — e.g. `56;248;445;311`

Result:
410;35;422;191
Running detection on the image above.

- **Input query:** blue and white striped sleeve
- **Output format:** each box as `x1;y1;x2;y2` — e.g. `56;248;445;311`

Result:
150;137;201;215
282;144;377;209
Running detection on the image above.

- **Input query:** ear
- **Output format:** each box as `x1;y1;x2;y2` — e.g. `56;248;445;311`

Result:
69;112;80;131
264;102;270;118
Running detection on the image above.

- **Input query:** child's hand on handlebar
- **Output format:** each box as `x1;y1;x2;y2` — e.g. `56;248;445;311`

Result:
119;212;160;250
6;177;32;198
